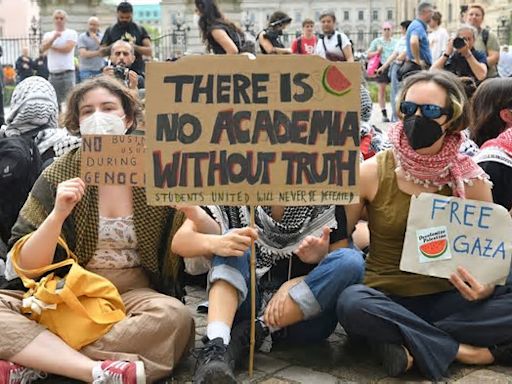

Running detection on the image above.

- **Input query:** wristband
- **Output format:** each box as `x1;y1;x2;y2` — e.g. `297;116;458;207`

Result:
443;52;450;58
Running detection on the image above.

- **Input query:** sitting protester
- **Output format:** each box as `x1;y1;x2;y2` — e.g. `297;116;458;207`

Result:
338;70;512;381
472;78;512;210
0;76;193;383
172;204;364;383
0;76;80;249
431;24;487;82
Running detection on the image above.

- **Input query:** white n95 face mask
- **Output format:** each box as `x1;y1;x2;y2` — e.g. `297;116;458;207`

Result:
79;111;127;135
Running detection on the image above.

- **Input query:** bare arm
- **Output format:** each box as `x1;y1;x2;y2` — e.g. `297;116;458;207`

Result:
487;49;499;67
343;45;354;62
431;54;447;70
17;178;85;276
211;28;239;54
378;51;398;72
465;53;487;81
410;35;421;63
133;37;152;57
40;33;60;54
259;33;291;54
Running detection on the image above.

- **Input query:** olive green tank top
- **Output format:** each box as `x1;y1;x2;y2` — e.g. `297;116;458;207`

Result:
364;150;454;296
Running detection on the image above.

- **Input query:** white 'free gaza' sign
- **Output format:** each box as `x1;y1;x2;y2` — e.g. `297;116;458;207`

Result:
400;193;512;285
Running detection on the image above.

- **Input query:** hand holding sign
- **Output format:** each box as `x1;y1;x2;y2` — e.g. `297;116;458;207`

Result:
449;266;495;301
209;228;259;257
400;193;512;285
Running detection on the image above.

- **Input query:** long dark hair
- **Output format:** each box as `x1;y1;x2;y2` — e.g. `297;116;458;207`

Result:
469;78;512;147
195;0;241;51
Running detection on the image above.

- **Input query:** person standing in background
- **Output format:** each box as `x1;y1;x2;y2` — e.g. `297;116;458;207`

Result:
291;19;317;55
78;17;105;81
367;22;397;122
15;47;34;83
429;11;449;62
466;4;500;78
40;9;77;110
101;2;152;77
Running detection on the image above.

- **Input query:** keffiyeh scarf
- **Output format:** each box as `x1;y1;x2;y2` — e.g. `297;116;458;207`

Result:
475;127;512;168
207;205;337;277
388;121;488;198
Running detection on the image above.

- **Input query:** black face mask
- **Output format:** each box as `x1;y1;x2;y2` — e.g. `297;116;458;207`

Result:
403;115;445;150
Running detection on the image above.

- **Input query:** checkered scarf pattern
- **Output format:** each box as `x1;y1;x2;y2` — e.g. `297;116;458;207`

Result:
3;76;58;137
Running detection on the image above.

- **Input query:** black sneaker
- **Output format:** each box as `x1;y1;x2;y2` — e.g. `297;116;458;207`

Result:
229;319;269;366
372;343;409;377
192;337;237;384
490;342;512;365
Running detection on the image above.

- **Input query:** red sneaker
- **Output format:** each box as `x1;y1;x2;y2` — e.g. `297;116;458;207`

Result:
0;360;46;384
94;360;145;384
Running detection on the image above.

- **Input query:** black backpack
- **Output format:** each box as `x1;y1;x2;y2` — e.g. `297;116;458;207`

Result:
0;135;42;246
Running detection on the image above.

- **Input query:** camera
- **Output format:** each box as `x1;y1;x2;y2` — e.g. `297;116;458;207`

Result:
113;65;128;81
453;37;466;49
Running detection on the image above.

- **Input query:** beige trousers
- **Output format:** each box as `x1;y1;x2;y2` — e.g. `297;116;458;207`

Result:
0;268;195;383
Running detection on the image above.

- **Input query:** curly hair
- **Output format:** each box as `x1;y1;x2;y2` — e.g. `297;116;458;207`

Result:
469;78;512;147
396;70;469;134
62;75;142;136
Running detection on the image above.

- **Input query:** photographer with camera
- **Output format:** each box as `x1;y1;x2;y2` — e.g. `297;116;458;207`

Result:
102;40;142;91
432;24;487;82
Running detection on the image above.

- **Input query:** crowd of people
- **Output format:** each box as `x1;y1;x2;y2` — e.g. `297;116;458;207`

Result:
0;1;511;383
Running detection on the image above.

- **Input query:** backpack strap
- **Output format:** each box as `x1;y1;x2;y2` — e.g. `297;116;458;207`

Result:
482;28;489;48
337;33;342;49
297;37;302;54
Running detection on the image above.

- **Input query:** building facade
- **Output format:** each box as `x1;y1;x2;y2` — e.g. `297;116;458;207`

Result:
133;3;161;32
38;0;116;36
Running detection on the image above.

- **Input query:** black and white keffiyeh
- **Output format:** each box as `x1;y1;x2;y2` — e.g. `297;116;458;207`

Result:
0;76;81;158
207;205;337;277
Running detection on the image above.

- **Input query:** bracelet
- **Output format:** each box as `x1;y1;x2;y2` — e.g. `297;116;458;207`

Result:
443;52;450;58
464;52;473;59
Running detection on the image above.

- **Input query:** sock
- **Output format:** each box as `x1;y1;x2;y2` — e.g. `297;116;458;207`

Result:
92;363;104;380
207;321;231;345
381;109;388;117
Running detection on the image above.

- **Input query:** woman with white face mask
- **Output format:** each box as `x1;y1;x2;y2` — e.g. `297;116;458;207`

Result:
0;76;193;384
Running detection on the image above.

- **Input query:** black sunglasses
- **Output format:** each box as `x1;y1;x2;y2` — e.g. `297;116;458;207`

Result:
400;101;452;119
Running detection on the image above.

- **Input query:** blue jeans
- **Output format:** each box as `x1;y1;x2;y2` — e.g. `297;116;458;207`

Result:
390;62;401;122
79;70;101;82
208;247;364;343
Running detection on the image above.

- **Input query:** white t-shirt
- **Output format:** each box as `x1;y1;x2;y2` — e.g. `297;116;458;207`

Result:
428;27;449;61
315;31;351;61
44;29;78;73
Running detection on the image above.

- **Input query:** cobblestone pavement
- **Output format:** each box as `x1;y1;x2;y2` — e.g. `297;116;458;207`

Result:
172;285;512;384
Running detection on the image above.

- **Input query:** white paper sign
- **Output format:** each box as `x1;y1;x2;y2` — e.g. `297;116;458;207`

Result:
400;193;512;285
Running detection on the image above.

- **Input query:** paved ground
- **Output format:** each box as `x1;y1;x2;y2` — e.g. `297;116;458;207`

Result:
172;285;512;384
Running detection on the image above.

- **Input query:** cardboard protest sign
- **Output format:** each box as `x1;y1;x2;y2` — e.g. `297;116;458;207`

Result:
144;56;360;206
400;193;512;285
80;135;145;186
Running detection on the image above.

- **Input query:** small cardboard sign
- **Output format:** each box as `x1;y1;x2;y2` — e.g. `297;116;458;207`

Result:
144;56;361;206
400;193;512;285
80;135;145;186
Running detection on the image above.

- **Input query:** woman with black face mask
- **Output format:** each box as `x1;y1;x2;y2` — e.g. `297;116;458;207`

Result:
336;70;512;381
257;11;292;54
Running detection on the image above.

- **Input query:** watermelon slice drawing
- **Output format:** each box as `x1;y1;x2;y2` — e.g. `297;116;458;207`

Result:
419;239;448;258
322;65;352;97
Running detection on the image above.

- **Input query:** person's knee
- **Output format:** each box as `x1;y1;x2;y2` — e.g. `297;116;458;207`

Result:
336;284;373;325
152;297;194;333
329;249;365;283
